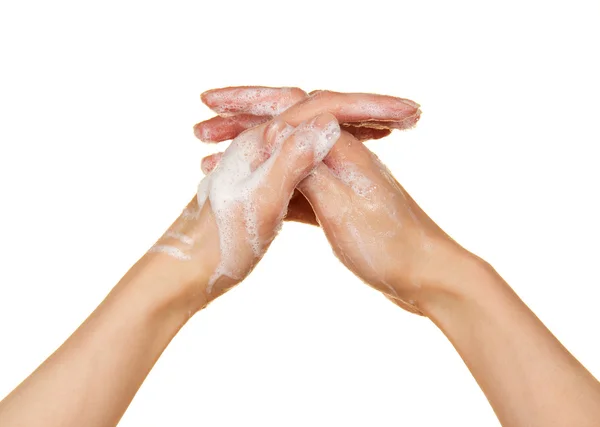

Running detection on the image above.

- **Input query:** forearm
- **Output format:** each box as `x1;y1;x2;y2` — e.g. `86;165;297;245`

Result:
422;257;600;427
0;254;198;427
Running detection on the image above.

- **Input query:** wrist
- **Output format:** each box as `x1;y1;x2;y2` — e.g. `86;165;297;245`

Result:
418;248;504;321
114;251;211;323
130;195;222;316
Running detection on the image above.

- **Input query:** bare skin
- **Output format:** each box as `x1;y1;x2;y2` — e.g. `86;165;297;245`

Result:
0;110;342;427
1;87;598;427
195;86;600;426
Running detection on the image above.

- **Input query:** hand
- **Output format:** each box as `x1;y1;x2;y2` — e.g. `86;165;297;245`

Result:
149;110;342;310
194;87;474;315
195;87;421;226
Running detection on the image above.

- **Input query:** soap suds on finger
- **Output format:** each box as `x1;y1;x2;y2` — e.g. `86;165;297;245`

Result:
202;87;307;117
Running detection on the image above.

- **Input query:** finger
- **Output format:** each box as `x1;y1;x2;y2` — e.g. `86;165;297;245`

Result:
279;90;420;129
198;132;369;178
297;130;386;212
194;115;270;143
321;130;381;175
297;162;351;226
255;112;341;209
200;152;222;174
296;132;363;204
202;129;386;202
295;132;362;212
341;125;392;141
195;116;395;144
201;86;308;117
203;87;420;128
196;89;420;142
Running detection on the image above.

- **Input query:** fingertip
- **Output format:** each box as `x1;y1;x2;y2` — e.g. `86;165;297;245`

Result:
400;98;421;109
193;122;211;142
194;115;271;143
200;157;211;175
200;86;309;116
200;91;209;105
193;120;224;143
312;111;338;127
200;88;218;106
200;152;223;174
281;112;340;161
310;112;341;160
288;86;310;101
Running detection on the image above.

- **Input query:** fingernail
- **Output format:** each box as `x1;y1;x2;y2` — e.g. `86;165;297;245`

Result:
400;98;420;109
265;119;284;142
265;118;293;152
313;112;341;136
309;113;341;161
290;113;341;163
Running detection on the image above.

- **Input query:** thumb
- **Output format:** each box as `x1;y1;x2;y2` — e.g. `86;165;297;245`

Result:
296;130;363;225
250;113;340;223
258;112;341;197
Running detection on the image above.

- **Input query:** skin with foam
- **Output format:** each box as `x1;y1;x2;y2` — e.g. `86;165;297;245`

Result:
149;114;341;297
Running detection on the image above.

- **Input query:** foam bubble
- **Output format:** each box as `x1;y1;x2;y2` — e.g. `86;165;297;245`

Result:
148;245;191;261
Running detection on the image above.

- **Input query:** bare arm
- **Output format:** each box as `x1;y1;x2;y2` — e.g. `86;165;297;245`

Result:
0;248;202;427
0;109;341;427
422;258;600;426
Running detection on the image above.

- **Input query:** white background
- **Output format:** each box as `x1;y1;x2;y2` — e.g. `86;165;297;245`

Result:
1;1;599;425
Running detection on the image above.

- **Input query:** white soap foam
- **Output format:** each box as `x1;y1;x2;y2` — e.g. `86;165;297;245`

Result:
181;207;200;220
148;245;191;261
164;231;194;246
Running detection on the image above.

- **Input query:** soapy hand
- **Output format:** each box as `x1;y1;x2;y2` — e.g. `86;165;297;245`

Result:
194;87;419;144
148;111;341;309
195;87;421;225
195;87;471;315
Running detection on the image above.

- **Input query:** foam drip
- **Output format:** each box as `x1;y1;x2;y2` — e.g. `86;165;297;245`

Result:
148;245;191;261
